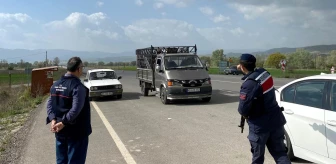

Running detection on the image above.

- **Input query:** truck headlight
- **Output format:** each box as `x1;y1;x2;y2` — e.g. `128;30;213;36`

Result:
90;86;98;91
204;78;211;84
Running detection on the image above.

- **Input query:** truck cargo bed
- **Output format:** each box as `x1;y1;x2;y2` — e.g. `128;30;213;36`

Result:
136;68;153;83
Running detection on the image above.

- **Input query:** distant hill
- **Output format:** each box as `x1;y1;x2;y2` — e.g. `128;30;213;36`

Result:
1;44;335;63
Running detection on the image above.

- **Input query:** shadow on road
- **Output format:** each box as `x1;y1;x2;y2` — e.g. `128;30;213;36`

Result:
168;89;239;106
291;158;313;163
92;92;150;102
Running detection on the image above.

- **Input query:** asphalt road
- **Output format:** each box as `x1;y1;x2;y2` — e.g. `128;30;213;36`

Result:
19;70;313;164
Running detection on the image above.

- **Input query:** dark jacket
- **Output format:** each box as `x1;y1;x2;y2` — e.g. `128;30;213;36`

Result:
46;74;92;139
238;67;286;134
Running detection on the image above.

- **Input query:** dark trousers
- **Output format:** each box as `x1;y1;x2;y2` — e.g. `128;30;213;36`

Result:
56;136;89;164
248;127;291;164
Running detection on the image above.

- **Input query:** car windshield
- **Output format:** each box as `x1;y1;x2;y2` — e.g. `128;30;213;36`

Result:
89;71;117;80
164;55;204;70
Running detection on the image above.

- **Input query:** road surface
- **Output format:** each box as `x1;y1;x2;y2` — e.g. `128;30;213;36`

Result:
18;70;313;164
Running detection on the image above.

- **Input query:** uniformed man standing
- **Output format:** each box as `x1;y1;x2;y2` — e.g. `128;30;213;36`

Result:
237;54;291;164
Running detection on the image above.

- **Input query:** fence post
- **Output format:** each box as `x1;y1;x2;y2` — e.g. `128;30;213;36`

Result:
9;72;11;88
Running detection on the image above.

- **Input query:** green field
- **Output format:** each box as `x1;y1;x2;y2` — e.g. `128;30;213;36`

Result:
110;66;328;79
0;66;329;86
0;68;67;86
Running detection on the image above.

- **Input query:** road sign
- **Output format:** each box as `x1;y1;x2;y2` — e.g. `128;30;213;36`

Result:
219;61;229;74
280;59;286;72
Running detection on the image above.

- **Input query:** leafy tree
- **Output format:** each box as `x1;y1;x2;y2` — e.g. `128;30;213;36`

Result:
211;49;224;67
53;57;60;66
199;56;211;67
265;52;286;68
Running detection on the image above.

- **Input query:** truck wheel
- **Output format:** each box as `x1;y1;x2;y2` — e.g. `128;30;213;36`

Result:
141;83;149;96
202;97;211;102
284;129;295;160
160;86;169;104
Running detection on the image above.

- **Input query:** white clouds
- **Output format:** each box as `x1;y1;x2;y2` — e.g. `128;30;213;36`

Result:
212;14;230;23
199;7;214;16
153;0;191;9
0;13;31;23
96;1;104;7
230;27;244;36
153;3;164;9
135;0;143;6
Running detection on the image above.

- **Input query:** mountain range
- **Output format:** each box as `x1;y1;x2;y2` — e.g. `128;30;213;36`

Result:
1;44;335;64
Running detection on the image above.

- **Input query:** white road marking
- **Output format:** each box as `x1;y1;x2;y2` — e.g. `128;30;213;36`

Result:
91;101;137;164
211;80;281;88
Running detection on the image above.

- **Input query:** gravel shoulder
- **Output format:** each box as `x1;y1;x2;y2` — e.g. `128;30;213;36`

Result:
0;99;46;164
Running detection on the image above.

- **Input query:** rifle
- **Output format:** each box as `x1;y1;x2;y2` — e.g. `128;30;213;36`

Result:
238;115;246;133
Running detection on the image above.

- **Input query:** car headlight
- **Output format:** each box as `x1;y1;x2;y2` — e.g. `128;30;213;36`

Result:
90;86;98;91
115;85;122;89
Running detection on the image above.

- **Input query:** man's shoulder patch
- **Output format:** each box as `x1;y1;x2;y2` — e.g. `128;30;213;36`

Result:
240;92;247;100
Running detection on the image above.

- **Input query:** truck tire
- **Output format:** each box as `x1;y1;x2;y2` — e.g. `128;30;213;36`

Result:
202;97;211;102
160;86;169;104
141;83;149;96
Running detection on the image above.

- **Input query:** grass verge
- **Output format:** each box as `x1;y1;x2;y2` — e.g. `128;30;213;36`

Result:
0;85;47;154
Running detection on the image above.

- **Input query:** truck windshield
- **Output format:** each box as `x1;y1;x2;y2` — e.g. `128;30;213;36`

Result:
89;71;117;80
164;55;204;70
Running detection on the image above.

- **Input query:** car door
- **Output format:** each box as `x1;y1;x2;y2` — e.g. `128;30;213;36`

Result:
280;80;328;157
155;57;163;90
325;80;336;160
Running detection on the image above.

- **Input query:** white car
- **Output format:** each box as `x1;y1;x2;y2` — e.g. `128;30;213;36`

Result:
275;73;336;164
83;69;123;100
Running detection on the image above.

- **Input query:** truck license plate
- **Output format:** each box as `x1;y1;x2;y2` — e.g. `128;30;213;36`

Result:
102;92;113;95
187;88;200;92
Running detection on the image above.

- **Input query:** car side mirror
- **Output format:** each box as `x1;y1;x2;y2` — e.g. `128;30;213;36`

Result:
118;76;122;80
205;66;209;71
83;79;88;82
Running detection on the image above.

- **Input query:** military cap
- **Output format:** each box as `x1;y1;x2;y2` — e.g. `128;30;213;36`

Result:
239;53;256;63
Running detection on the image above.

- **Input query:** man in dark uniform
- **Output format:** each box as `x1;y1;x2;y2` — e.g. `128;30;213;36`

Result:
237;53;291;164
46;56;92;164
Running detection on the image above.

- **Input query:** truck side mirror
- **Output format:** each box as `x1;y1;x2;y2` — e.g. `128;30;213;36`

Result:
155;64;161;72
205;66;209;71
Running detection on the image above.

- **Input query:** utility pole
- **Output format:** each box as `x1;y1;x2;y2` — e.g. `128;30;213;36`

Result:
45;51;48;67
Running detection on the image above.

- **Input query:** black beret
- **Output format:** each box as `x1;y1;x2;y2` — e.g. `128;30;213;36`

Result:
240;53;256;63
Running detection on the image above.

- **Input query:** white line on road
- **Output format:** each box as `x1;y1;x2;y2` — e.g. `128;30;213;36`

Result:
212;80;281;88
91;101;137;164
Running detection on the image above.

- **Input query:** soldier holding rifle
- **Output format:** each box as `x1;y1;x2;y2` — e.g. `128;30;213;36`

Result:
236;53;291;164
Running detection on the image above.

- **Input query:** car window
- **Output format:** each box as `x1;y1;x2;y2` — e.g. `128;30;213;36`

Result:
282;85;295;103
294;81;326;109
330;82;336;111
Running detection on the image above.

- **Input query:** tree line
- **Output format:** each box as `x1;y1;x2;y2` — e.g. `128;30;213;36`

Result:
0;57;137;70
200;49;336;70
2;48;336;71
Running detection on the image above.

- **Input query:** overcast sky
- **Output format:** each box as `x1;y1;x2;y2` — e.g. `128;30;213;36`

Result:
0;0;335;53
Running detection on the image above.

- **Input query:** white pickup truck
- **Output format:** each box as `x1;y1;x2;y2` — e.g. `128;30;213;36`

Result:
83;69;123;100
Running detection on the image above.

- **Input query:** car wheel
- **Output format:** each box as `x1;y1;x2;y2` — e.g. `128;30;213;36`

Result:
160;86;169;105
202;97;211;102
284;129;295;160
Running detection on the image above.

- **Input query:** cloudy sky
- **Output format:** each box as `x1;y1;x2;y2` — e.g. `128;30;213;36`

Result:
0;0;335;53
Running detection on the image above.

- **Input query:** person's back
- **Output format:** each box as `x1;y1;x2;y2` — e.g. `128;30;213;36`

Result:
243;67;286;134
237;53;291;164
46;56;92;164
